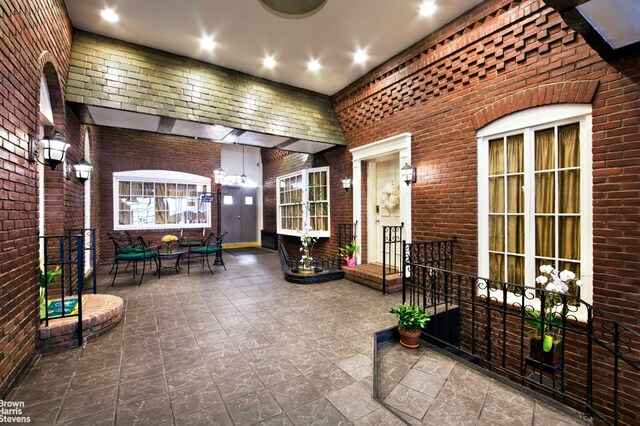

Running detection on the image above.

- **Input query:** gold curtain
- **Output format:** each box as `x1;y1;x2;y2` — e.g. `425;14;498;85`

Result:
559;124;580;262
507;135;524;284
488;139;504;282
535;129;555;263
119;181;130;225
155;183;166;224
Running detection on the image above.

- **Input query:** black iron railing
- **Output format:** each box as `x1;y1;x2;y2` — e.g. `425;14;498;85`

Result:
338;222;357;249
39;234;85;345
278;241;343;272
382;223;403;295
65;228;98;294
402;237;456;306
402;262;640;425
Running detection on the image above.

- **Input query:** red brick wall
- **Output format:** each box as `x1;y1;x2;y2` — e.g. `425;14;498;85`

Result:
0;0;78;396
96;127;221;263
331;0;640;422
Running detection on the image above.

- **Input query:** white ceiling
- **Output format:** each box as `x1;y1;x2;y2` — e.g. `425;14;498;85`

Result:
64;0;485;96
577;0;640;50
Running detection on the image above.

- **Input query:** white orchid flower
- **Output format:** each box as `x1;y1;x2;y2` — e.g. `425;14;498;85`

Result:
559;270;575;282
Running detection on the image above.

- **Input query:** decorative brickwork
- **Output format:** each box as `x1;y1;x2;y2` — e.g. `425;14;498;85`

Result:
67;31;345;146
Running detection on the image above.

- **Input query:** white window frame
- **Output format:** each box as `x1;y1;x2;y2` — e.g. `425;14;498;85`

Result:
276;166;330;238
113;170;211;230
477;104;593;306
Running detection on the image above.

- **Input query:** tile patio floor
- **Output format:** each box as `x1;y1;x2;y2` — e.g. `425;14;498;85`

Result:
9;252;590;425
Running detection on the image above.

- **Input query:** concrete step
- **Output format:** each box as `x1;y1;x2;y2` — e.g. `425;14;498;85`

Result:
343;263;402;293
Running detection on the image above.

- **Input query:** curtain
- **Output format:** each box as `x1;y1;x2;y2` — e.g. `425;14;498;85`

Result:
535;129;555;269
119;181;130;225
155;183;166;224
559;124;580;265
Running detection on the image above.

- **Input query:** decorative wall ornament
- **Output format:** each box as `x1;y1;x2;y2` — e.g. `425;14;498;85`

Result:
381;182;400;211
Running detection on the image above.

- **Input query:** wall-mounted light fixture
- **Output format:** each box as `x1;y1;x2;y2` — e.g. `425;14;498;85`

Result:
74;158;93;184
214;168;225;185
38;130;70;170
341;176;352;192
401;163;417;186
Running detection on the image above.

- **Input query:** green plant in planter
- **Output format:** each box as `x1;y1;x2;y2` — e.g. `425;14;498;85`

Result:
390;303;430;348
38;265;61;319
338;242;359;268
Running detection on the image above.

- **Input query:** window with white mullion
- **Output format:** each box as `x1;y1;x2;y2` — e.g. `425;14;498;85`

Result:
478;104;592;307
276;167;330;237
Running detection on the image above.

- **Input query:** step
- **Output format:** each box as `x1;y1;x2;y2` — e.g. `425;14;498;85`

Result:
343;263;403;293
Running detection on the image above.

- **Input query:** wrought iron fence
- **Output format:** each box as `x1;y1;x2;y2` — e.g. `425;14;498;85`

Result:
402;262;640;425
402;237;456;306
382;223;403;295
39;234;84;345
65;228;98;294
338;222;357;249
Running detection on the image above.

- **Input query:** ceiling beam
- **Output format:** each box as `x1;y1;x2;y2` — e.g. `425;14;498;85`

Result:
157;117;177;134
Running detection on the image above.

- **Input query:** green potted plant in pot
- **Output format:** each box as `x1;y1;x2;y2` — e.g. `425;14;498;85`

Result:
390;303;430;349
338;241;359;269
525;265;581;365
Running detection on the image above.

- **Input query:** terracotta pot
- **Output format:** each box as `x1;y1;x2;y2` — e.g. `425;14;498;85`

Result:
398;328;421;349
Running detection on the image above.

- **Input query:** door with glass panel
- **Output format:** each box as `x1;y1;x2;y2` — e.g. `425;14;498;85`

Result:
221;186;258;244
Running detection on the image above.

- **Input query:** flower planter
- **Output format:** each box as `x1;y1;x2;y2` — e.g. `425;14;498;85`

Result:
398;328;421;349
529;335;563;366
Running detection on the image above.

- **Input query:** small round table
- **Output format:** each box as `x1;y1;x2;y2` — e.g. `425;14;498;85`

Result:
157;250;188;277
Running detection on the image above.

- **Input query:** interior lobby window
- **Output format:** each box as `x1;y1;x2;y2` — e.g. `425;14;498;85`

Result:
276;167;330;237
113;170;210;230
478;105;592;303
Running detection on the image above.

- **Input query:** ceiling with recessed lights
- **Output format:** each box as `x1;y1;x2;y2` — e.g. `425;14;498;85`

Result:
64;0;485;96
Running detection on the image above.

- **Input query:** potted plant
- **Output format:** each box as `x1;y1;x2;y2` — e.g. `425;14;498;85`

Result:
338;241;359;269
390;303;430;349
525;265;581;365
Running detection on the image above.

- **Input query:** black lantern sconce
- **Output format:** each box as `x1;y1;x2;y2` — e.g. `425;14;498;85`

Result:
401;163;417;186
341;176;352;192
73;158;93;184
36;130;70;171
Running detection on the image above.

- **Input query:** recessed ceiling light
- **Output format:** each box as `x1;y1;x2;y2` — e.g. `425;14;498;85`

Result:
200;36;215;51
353;49;368;64
419;1;437;16
307;59;321;71
263;55;277;69
100;8;119;23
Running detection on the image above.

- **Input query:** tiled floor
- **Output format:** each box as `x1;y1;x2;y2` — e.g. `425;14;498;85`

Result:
9;252;590;425
376;344;592;425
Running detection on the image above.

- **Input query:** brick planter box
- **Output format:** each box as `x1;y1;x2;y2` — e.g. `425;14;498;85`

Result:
36;294;124;353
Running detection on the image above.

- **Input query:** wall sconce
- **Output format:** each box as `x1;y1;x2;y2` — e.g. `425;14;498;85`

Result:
39;130;70;170
401;163;417;186
74;158;93;184
341;176;352;192
214;168;225;185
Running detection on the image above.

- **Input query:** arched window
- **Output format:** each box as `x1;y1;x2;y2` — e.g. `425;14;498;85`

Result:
477;104;593;304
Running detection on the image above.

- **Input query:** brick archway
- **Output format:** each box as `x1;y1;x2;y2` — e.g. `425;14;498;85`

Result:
471;80;599;130
37;52;68;236
38;51;66;131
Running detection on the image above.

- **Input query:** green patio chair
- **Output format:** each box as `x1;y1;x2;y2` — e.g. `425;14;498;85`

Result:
110;236;159;286
187;232;227;274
